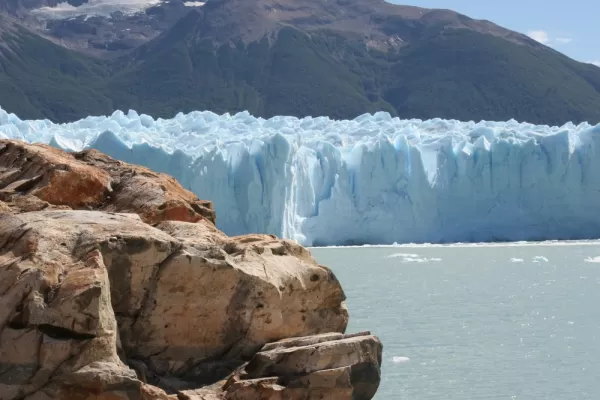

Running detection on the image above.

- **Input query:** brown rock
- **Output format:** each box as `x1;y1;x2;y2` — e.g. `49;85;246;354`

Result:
224;371;354;400
127;220;348;383
0;141;109;208
0;210;353;398
178;386;225;400
0;141;381;400
0;193;71;213
141;384;176;400
223;332;382;400
0;140;215;224
0;214;137;400
0;199;9;212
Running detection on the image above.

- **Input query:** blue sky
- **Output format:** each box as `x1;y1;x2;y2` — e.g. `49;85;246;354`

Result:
394;0;599;66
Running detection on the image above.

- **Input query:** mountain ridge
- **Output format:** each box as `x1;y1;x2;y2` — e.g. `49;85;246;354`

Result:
1;0;600;125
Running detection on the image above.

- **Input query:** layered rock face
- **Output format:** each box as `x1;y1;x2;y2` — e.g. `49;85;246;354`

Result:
0;139;382;400
0;140;215;223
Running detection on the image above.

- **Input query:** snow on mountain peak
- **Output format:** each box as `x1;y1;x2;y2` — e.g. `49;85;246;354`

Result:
31;0;164;19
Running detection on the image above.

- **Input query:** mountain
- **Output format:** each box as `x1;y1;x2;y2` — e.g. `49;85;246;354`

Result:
1;0;600;125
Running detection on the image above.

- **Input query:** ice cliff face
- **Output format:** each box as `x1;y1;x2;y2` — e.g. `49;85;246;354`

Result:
2;107;600;246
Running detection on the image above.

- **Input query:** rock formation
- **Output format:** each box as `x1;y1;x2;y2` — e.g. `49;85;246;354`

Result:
0;140;215;223
0;139;382;400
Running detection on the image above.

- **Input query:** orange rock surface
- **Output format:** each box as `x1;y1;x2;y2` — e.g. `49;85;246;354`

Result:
0;140;381;400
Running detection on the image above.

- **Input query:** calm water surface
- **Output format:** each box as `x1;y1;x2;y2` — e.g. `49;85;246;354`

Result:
311;243;600;400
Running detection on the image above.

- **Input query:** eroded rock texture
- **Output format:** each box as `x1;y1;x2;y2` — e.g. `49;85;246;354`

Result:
0;139;382;400
0;140;215;224
222;331;382;400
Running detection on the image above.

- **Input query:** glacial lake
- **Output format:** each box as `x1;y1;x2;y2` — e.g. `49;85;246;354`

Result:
311;242;600;400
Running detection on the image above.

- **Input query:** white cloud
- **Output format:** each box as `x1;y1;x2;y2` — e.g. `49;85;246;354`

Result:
589;61;600;67
527;30;550;44
526;30;572;46
555;37;572;44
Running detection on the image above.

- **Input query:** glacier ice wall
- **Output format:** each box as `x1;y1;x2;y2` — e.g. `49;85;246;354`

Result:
2;107;600;246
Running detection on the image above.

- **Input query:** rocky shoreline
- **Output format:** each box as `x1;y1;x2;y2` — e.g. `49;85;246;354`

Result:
0;140;382;400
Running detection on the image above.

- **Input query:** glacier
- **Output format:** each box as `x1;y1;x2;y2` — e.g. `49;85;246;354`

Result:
2;107;600;246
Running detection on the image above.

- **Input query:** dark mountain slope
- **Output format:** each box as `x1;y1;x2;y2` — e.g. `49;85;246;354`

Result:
0;27;113;121
187;0;532;48
0;0;599;124
107;12;395;118
384;29;600;123
105;8;600;124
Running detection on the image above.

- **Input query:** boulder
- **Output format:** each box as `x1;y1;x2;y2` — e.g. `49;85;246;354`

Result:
0;210;355;398
223;332;382;400
0;215;137;400
177;332;382;400
128;220;348;386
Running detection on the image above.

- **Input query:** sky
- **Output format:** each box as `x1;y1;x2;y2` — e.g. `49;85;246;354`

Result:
395;0;599;66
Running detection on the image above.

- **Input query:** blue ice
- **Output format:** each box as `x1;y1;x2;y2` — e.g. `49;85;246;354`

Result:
2;107;600;246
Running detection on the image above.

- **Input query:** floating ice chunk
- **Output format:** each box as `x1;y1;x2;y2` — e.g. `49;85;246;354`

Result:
403;257;442;263
510;258;525;263
386;253;420;258
387;253;441;262
392;356;411;363
584;256;600;263
532;256;549;263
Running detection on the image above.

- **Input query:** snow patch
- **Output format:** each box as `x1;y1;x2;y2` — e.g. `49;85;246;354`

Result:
31;0;162;19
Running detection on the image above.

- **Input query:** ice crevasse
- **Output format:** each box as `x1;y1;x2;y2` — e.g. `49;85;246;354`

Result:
2;107;600;246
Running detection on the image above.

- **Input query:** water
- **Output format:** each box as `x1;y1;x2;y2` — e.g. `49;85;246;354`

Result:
311;242;600;400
